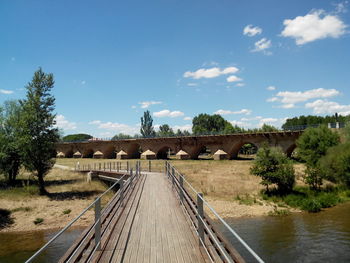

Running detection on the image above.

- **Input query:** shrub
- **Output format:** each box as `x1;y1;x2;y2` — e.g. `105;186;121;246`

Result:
33;217;44;225
63;209;71;215
251;144;295;194
301;199;322;212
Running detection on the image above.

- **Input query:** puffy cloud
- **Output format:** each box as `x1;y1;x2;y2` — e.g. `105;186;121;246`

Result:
139;101;162;109
55;115;77;130
154;110;184;118
214;109;252;115
0;89;14;94
305;99;350;115
267;86;276;91
252;38;272;53
184;116;192;121
281;10;347;45
235;83;245;87
226;75;243;83
267;88;340;107
89;120;139;135
243;25;262;36
183;66;239;79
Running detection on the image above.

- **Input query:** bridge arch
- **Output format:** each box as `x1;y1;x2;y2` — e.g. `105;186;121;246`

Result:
156;146;173;159
103;145;116;159
285;143;297;158
127;143;141;159
82;148;94;158
64;149;74;158
229;141;260;159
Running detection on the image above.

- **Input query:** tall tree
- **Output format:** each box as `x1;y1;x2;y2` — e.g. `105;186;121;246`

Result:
296;125;339;190
140;110;155;138
192;113;233;135
19;68;60;195
157;124;174;137
0;100;22;184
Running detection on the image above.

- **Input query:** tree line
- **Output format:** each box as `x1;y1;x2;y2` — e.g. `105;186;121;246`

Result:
0;68;59;194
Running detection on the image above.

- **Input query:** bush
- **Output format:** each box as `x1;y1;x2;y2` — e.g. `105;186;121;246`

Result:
63;209;71;215
33;217;44;225
251;144;295;194
301;199;322;212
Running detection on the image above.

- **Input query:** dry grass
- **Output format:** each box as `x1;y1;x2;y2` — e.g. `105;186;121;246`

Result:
0;168;114;232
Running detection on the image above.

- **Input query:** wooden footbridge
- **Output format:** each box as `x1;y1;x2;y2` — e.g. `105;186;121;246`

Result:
26;161;264;263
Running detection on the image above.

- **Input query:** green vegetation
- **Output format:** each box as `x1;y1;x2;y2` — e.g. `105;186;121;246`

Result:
112;133;132;140
140;110;156;137
62;133;92;142
19;68;60;195
12;207;32;213
282;113;349;129
157;124;174;137
296;125;340;189
33;217;44;225
250;144;295;194
268;208;291;216
63;209;71;215
0;100;22;185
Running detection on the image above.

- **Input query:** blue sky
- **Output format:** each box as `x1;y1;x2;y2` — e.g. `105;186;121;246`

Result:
1;0;349;137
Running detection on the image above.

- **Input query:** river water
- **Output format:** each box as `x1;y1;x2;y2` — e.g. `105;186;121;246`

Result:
0;203;349;262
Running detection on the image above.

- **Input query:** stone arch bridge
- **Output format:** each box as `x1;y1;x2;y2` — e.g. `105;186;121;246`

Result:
56;131;302;160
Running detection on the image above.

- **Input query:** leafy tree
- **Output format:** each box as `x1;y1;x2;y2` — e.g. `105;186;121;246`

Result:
112;133;132;140
192;114;231;135
62;133;92;142
157;124;174;137
140;110;155;138
175;129;191;136
250;144;295;193
296;125;339;190
282;114;349;130
19;68;60;195
260;124;278;132
0;100;22;184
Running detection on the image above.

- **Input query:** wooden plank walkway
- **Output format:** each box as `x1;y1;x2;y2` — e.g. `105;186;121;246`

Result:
89;172;207;263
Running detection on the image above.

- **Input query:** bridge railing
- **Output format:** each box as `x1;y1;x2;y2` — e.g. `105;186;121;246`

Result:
25;164;140;263
165;161;264;263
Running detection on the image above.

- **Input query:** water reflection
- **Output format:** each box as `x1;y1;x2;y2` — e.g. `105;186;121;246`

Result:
0;228;84;263
222;203;350;263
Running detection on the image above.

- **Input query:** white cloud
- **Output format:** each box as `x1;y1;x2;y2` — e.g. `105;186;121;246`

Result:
183;66;239;79
305;99;350;115
0;89;14;94
334;2;348;13
226;75;243;83
281;10;347;45
252;38;272;53
281;103;295;109
139;101;162;109
89;120;139;135
214;109;252;115
230;120;251;127
154;110;185;118
184;116;192;121
270;88;340;104
131;105;137;109
267;86;276;91
236;83;245;87
259;118;279;127
187;83;198;87
243;25;262;36
55;115;77;130
172;124;192;132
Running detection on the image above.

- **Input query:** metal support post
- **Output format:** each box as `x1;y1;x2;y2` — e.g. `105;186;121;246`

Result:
130;168;133;187
197;193;204;246
180;174;184;203
110;162;112;172
149;160;151;172
94;198;101;250
119;180;124;207
171;167;175;186
127;161;129;172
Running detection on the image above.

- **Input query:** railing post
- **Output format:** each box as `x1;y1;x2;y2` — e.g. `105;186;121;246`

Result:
110;162;112;172
149;160;151;172
197;193;204;246
119;180;124;207
127;161;129;172
103;163;105;171
130;168;133;187
171;167;175;186
180;174;184;203
94;198;101;251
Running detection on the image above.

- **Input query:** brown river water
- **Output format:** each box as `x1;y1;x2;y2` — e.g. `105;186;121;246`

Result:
0;203;349;262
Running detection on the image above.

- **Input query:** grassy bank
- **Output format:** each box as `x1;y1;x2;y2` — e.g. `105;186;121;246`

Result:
0;168;113;232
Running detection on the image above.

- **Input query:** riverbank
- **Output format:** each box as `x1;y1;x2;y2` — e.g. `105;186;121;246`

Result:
0;168;112;232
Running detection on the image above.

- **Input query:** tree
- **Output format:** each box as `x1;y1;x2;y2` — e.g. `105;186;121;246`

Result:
296;125;339;190
192;113;233;135
0;100;22;184
140;110;155;138
259;124;278;132
62;133;92;142
112;133;132;140
157;124;174;137
250;144;295;194
19;68;60;195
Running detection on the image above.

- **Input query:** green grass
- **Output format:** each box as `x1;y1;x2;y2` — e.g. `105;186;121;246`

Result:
11;206;32;213
262;186;347;213
268;208;291;216
62;209;71;215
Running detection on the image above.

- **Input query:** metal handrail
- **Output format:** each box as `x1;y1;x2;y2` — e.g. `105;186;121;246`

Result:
166;161;265;263
25;172;129;263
